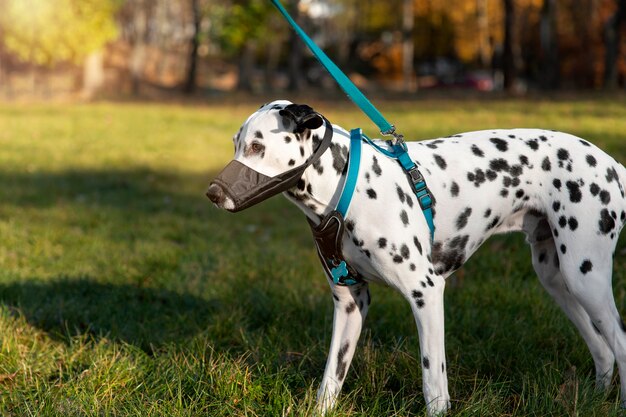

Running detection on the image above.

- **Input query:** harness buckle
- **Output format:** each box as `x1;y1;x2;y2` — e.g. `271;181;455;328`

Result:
381;125;405;146
407;166;424;187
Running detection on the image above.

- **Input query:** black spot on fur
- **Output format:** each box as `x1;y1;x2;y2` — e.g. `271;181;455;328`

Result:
378;238;387;248
490;158;511;172
456;208;472;230
410;263;416;271
538;251;547;263
288;159;296;166
400;244;410;259
552;201;560;212
467;169;486;187
553;179;562;190
566;181;582;203
606;167;619;183
579;139;591;147
580;260;593;274
396;185;406;203
558;216;567;228
345;220;355;232
519;155;529;166
284;135;292;144
393;255;404;263
599;190;611;205
423;357;430;369
484;209;492;218
526;139;539;150
372;156;382;176
346;302;357;314
568;217;578;230
486;216;500;231
413;236;423;255
500;189;509;197
434;154;447;170
400;210;409;226
557;148;570;161
586;155;597;167
510;165;523;177
490;138;508;152
336;342;349;380
450;181;460;197
599;209;616;234
471;145;484;157
486;170;498;181
366;188;377;199
330;143;348;174
254;131;263;139
515;189;525;199
560;244;567;254
590;183;600;196
542;157;551;171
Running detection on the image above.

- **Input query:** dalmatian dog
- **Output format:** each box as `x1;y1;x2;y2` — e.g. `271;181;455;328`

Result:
207;100;626;415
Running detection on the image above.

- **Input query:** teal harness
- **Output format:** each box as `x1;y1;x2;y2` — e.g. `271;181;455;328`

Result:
271;0;435;285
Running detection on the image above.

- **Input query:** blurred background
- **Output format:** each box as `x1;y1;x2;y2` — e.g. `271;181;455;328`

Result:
0;0;625;100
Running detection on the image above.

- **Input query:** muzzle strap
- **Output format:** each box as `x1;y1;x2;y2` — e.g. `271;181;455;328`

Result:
209;117;334;212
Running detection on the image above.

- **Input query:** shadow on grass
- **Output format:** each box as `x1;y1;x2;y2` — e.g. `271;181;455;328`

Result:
0;277;219;352
0;167;211;213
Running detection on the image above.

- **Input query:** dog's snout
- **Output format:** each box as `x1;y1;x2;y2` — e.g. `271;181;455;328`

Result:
206;183;224;204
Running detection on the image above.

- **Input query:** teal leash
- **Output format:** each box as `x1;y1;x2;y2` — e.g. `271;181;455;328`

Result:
269;0;397;139
269;0;435;241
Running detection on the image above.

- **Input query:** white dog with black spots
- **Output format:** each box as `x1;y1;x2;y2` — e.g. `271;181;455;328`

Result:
207;100;626;416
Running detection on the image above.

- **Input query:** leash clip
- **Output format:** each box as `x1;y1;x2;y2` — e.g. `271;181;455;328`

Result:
381;125;405;145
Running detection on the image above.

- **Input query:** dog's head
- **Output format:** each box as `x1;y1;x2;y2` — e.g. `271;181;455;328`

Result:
207;100;329;212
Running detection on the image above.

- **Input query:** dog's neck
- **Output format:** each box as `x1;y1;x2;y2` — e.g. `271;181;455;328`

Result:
283;124;352;223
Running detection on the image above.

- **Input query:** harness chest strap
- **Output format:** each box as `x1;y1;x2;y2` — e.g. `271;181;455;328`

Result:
309;129;435;286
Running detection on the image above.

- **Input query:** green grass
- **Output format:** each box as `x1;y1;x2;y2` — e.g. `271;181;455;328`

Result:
0;97;625;416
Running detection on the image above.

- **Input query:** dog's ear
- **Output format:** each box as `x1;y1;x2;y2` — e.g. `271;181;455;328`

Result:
279;104;324;133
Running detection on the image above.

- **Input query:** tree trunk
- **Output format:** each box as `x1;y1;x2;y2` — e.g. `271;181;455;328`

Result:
264;36;282;92
82;50;105;99
502;0;517;91
237;41;257;91
402;0;416;92
287;0;305;91
540;0;559;90
183;0;201;94
476;0;490;67
603;0;626;89
130;3;148;96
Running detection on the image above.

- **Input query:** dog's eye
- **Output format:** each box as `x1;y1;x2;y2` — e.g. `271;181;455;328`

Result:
250;142;264;153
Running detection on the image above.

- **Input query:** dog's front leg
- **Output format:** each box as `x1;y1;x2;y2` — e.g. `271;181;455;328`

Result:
402;273;450;416
316;281;370;414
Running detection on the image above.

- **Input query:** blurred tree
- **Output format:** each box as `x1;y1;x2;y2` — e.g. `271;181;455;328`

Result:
0;0;119;66
539;0;559;89
604;0;626;88
502;0;519;90
183;0;202;94
217;0;276;91
287;0;305;91
402;0;416;91
0;0;119;95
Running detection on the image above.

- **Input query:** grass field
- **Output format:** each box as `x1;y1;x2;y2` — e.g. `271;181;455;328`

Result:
1;97;626;416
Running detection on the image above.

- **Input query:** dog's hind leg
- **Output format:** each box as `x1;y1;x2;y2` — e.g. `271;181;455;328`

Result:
528;230;615;390
316;280;371;414
558;249;626;406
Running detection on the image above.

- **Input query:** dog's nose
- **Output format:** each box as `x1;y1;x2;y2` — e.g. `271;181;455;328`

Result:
206;183;225;205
